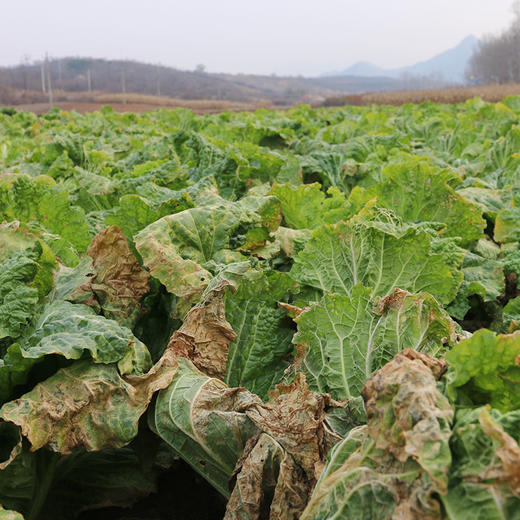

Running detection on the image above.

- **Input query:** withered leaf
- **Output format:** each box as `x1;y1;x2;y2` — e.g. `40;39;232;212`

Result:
478;407;520;494
440;406;520;518
301;349;453;520
362;349;452;494
152;359;341;519
167;281;236;379
0;505;24;519
225;374;341;520
72;226;150;328
0;349;177;454
277;301;305;318
151;358;260;498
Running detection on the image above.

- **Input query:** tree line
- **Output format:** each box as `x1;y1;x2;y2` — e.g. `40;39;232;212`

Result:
469;3;520;83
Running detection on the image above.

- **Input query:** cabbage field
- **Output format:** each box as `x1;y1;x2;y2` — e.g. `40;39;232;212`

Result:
1;98;520;519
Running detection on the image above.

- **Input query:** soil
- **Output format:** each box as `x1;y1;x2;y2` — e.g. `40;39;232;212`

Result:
8;101;259;115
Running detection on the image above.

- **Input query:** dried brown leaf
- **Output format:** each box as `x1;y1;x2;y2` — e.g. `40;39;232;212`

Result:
302;350;453;520
0;349;177;454
167;281;236;379
362;349;452;490
225;373;341;520
76;226;150;327
277;302;306;318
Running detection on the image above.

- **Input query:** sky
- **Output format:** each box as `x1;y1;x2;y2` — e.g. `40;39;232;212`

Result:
0;0;516;76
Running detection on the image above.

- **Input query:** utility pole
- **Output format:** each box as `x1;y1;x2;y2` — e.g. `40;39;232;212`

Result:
156;65;161;96
21;55;31;90
45;53;53;109
57;60;62;86
121;68;127;104
40;59;46;93
21;59;27;90
87;69;92;93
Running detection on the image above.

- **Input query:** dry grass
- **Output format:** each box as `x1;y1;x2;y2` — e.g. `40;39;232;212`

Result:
0;88;276;114
89;92;274;111
323;83;520;107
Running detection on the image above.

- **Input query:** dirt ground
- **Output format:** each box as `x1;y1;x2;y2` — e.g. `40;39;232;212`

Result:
4;84;520;115
8;101;264;115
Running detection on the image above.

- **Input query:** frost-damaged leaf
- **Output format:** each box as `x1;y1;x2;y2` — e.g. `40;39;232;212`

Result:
225;271;298;399
478;408;520;493
151;358;259;497
269;182;350;229
237;194;282;233
300;429;400;520
495;207;520;244
13;301;151;374
51;257;94;304
446;249;505;320
68;226;150;328
441;407;520;519
225;374;341;520
272;227;311;257
293;285;455;402
348;158;485;245
134;206;235;299
0;300;152;404
504;296;520;332
0;248;39;341
0;173;92;254
0;222;57;298
362;350;452;488
291;219;458;304
445;329;520;412
0;349;177;454
0;506;23;519
167;281;236;379
104;192;194;242
456;187;509;220
135;198;280;302
152;358;340;516
301;350;453;520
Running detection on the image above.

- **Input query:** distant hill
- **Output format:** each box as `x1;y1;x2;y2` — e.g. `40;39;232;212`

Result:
335;61;386;77
0;57;414;105
328;35;478;83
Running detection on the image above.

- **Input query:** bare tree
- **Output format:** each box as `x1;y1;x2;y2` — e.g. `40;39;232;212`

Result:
46;54;53;108
469;2;520;83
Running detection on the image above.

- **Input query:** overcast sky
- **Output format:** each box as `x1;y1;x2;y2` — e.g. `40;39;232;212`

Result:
1;0;515;76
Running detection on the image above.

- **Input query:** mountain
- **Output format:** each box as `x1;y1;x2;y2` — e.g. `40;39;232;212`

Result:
337;61;386;77
329;35;479;83
403;35;478;82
